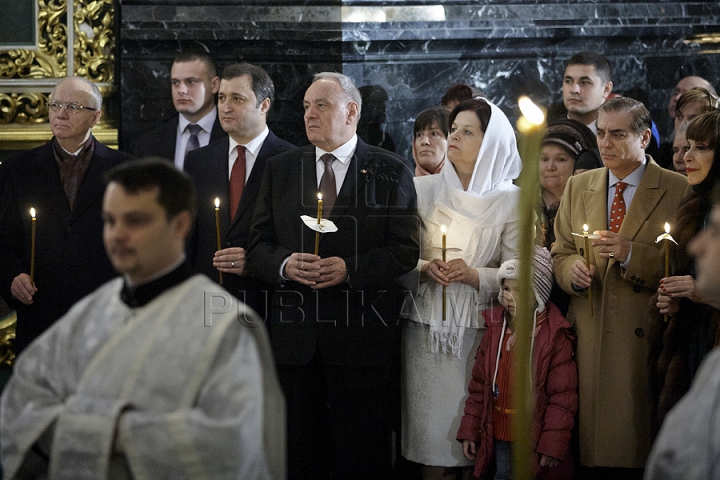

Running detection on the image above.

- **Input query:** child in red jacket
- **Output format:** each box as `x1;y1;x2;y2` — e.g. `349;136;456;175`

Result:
457;246;578;480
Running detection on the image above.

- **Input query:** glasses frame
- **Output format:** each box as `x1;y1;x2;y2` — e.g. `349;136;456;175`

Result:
47;101;98;114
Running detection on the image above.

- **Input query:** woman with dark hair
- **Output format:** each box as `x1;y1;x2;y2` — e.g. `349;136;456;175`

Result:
412;107;449;176
401;98;522;479
649;110;720;438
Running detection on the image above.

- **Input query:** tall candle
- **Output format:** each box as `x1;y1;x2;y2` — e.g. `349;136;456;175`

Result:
441;225;447;322
30;208;36;285
513;95;546;480
583;224;593;317
315;193;323;255
214;198;223;285
664;222;671;323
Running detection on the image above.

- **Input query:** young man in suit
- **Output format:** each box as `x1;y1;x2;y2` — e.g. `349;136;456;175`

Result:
551;97;687;479
0;76;133;353
132;51;225;169
562;51;614;135
184;63;295;319
247;72;420;479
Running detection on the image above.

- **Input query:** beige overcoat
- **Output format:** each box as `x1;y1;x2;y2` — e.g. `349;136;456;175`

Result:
551;160;687;468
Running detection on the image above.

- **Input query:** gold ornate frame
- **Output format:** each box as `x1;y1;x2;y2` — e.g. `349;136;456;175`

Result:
0;0;118;150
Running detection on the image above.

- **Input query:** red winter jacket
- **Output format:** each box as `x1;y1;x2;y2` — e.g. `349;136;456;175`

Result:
456;303;578;479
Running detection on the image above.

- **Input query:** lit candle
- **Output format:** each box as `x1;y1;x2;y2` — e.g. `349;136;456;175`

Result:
441;225;447;323
514;95;546;480
315;193;323;255
30;208;36;285
663;222;672;323
214;198;223;285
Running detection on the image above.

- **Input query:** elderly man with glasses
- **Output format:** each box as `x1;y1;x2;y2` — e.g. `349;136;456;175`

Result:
0;76;133;354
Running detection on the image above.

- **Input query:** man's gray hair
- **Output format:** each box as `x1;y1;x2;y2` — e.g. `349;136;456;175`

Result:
51;76;103;110
312;72;362;114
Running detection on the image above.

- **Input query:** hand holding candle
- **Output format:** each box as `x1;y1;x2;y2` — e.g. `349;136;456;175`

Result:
214;198;223;284
30;208;36;285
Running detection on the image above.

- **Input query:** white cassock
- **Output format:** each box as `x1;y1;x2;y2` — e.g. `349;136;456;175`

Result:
0;275;285;480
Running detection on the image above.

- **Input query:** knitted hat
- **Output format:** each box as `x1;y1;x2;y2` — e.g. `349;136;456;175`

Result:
497;246;554;312
542;119;597;159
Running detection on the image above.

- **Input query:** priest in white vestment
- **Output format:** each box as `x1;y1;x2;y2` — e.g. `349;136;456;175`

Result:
0;159;285;480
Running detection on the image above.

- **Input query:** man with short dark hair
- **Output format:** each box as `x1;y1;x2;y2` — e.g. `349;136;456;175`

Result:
0;76;133;354
248;72;419;479
132;51;226;168
185;63;295;318
562;52;614;134
551;97;687;478
0;159;284;480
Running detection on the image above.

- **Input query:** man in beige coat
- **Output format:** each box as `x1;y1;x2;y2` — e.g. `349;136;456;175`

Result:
552;97;687;478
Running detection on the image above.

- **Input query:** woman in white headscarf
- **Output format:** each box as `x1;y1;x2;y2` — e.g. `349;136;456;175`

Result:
401;98;522;479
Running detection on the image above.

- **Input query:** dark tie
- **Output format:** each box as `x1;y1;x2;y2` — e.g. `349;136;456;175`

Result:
319;153;337;215
610;181;627;233
184;124;202;159
229;146;246;220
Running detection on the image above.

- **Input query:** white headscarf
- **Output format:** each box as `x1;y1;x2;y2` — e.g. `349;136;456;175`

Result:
434;98;522;227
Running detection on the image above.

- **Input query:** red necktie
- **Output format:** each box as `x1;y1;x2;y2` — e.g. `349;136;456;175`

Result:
229;146;246;220
610;181;627;233
319;153;337;215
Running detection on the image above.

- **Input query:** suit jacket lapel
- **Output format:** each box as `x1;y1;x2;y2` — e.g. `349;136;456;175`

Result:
301;148;319;251
582;169;610;273
620;161;664;242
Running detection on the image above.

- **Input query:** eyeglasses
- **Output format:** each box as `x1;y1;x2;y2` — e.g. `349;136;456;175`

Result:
47;101;97;114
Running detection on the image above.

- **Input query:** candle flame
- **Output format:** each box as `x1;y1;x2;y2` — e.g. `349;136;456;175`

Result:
441;225;447;234
30;208;36;218
665;222;671;234
518;96;545;125
318;193;323;201
583;224;589;233
214;198;220;208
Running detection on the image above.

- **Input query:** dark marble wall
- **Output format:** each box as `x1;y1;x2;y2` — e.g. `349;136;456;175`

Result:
120;1;720;162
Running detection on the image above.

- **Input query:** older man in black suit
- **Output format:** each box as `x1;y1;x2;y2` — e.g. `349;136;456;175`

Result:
132;51;226;169
184;63;294;318
247;72;420;479
0;76;133;353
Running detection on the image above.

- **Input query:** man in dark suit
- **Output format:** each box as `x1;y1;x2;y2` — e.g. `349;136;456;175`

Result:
132;52;225;169
247;72;420;479
0;76;133;353
185;63;294;318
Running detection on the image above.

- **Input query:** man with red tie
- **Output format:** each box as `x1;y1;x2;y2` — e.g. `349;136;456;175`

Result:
551;97;687;479
184;63;294;318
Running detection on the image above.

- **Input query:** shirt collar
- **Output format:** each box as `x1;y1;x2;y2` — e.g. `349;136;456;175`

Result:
608;155;647;188
178;107;217;134
228;126;269;158
315;134;357;166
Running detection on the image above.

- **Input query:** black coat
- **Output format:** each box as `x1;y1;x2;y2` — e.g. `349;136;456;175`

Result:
0;139;134;352
246;139;420;366
132;114;226;162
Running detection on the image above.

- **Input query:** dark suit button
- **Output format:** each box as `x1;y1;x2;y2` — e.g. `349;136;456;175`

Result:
65;226;71;233
225;241;231;247
579;248;584;256
633;284;643;293
639;279;645;285
635;328;644;338
631;275;636;280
